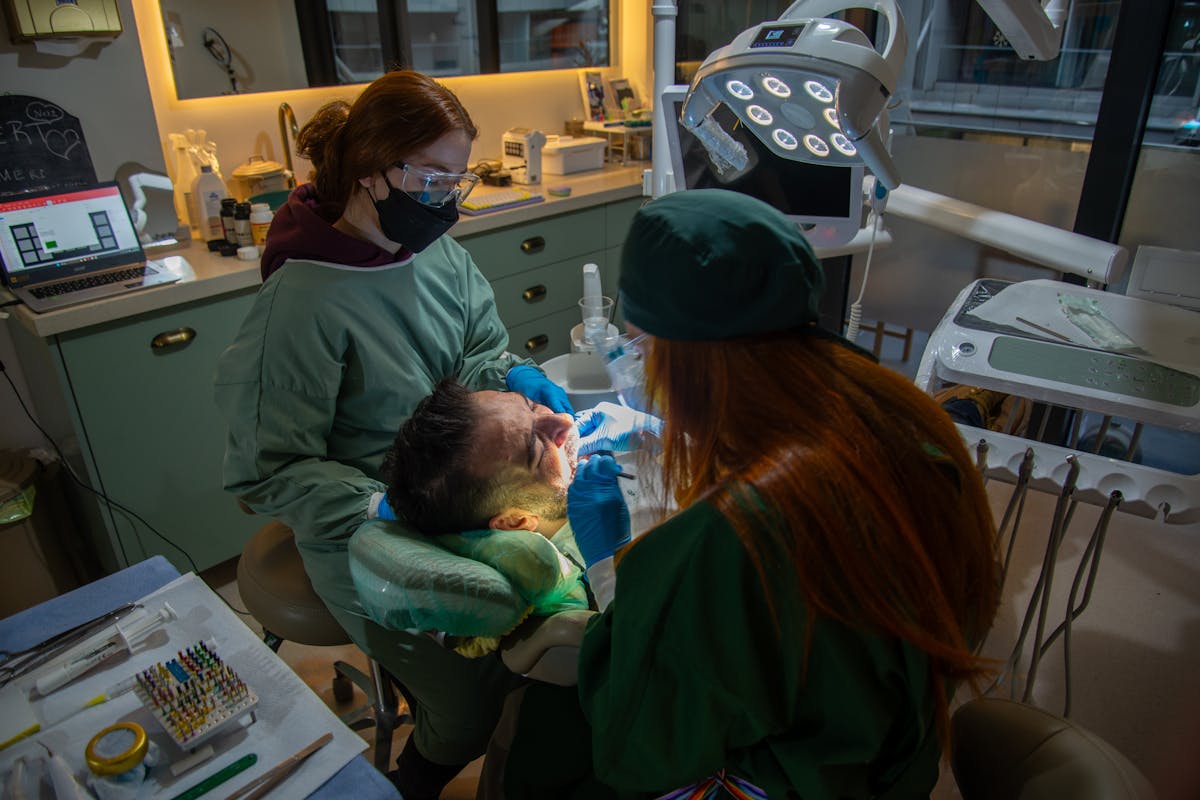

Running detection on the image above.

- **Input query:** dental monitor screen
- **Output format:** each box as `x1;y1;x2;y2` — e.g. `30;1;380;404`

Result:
663;86;863;248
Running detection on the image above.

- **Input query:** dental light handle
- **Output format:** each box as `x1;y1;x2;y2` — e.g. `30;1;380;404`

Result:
780;0;907;79
35;604;177;696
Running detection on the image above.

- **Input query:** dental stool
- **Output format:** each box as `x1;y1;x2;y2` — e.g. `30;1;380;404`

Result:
950;698;1157;800
236;520;410;770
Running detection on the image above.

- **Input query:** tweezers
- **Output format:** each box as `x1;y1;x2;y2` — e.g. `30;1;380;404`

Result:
224;732;332;800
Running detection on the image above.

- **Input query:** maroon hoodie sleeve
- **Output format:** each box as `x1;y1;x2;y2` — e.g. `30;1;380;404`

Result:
259;184;406;280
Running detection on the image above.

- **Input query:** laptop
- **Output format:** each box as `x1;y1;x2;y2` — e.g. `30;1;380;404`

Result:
0;182;180;313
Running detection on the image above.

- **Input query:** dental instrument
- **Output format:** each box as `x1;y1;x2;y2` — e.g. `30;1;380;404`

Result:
42;675;140;729
0;602;138;687
135;641;258;750
35;603;177;697
224;732;332;800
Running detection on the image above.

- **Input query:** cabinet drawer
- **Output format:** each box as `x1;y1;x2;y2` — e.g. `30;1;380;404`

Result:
605;197;644;246
56;292;261;570
457;206;607;281
491;250;606;329
506;306;581;364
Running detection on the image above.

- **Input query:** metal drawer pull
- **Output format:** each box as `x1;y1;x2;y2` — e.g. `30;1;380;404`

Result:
524;335;549;354
522;285;547;303
520;236;545;255
151;327;196;350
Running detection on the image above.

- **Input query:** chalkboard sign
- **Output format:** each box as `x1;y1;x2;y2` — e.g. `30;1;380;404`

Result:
0;94;97;199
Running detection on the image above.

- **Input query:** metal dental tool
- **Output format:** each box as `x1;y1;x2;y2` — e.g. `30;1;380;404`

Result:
34;603;177;697
0;603;139;689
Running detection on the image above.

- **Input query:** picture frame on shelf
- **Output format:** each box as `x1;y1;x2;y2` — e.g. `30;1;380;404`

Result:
608;78;641;117
579;70;607;121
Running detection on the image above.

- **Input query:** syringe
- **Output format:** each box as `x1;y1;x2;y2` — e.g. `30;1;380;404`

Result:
34;603;177;697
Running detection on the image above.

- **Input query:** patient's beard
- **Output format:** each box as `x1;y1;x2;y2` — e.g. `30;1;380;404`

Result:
559;426;580;485
536;427;579;523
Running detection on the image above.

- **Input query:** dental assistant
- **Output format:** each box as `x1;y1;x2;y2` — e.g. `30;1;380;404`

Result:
505;190;1001;798
213;70;568;800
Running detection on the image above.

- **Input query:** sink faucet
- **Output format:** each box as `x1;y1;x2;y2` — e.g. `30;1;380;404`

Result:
278;102;299;187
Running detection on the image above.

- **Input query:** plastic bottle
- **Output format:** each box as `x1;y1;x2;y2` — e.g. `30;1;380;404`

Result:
220;198;238;245
234;202;253;247
250;203;273;248
191;165;228;242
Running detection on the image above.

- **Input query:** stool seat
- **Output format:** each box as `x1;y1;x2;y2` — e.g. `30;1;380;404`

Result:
951;698;1157;800
237;520;349;647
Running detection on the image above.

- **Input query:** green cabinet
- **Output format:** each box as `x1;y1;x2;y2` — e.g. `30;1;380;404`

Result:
457;196;644;362
14;292;262;574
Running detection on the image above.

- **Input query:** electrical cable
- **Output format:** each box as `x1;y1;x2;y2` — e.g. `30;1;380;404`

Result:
844;209;882;343
0;361;251;617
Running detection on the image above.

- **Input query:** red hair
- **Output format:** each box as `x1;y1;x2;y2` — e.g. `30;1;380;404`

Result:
643;331;1000;743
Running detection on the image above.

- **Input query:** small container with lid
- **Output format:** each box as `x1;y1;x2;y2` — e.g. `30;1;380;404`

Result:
220;197;238;245
230;155;293;202
85;721;159;800
233;202;253;247
250;203;273;248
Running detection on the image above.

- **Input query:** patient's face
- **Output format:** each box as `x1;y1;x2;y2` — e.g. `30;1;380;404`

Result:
469;391;579;496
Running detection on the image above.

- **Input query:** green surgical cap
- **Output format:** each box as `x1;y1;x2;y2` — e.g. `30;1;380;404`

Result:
619;189;825;341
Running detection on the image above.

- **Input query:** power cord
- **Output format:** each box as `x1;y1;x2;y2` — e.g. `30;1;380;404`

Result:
0;359;252;616
844;209;882;344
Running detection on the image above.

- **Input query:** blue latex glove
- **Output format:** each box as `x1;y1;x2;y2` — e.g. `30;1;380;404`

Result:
575;401;664;456
506;365;574;415
376;494;397;521
568;455;631;568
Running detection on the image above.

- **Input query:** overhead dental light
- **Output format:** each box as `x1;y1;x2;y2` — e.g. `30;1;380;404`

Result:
679;0;908;190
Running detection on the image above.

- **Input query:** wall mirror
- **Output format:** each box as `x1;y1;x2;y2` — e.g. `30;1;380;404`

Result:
161;0;611;101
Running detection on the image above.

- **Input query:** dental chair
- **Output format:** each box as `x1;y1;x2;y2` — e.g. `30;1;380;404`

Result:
950;698;1158;800
236;520;410;770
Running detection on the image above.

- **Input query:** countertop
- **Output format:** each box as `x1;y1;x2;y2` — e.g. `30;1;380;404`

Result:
10;165;646;339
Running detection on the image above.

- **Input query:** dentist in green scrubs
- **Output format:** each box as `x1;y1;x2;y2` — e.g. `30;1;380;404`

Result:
502;189;1001;799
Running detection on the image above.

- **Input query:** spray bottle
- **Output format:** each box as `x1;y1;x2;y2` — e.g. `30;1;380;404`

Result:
168;133;198;237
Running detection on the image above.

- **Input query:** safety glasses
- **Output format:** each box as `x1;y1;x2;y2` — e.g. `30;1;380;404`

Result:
394;163;480;207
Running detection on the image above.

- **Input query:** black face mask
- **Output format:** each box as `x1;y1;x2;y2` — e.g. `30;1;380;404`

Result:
372;175;459;253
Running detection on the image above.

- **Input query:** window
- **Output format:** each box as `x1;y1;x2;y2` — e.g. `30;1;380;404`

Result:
299;0;609;88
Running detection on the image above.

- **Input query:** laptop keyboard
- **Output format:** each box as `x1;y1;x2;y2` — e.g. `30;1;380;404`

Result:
29;265;157;298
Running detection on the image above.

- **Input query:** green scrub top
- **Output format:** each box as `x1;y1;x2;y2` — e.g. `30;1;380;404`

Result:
576;500;942;799
214;235;531;619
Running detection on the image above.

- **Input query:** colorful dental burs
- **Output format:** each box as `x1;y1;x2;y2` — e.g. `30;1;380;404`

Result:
134;641;258;749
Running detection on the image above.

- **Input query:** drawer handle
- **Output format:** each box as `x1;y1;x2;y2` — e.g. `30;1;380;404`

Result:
524;334;549;354
520;236;545;255
522;285;547;303
151;327;196;350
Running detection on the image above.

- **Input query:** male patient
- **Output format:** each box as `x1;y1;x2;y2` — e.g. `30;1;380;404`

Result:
379;378;592;630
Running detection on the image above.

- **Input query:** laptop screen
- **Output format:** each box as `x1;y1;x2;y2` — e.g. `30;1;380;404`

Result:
0;183;145;289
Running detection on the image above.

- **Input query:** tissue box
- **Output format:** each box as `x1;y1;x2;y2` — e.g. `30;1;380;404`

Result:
543;136;607;175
